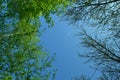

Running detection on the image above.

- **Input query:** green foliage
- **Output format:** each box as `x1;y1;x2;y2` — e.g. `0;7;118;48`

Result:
0;0;74;79
3;0;74;27
4;76;13;80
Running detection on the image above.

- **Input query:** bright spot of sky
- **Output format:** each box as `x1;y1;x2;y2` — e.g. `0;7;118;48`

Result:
40;15;100;80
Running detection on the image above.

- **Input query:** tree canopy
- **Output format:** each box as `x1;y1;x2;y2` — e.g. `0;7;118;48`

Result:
64;0;120;37
64;0;120;79
0;0;74;79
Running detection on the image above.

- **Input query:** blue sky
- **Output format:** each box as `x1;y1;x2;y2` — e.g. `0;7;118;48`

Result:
40;15;100;80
